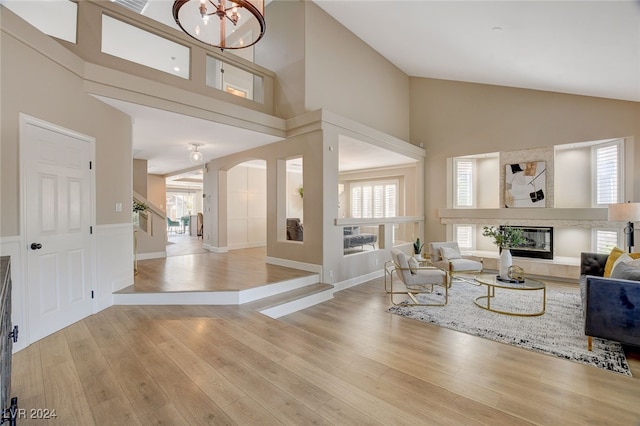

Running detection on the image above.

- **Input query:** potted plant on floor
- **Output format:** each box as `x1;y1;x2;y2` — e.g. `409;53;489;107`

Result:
482;226;526;281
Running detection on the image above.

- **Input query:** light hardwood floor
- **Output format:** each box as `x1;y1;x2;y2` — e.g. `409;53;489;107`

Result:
129;246;315;293
11;266;640;424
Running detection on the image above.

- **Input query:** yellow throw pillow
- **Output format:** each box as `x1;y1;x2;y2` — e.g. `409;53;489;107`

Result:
604;247;640;277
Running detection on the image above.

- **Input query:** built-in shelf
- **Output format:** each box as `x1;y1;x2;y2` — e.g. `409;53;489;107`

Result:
437;207;619;229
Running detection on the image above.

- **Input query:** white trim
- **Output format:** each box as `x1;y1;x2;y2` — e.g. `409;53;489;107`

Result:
137;251;166;260
113;274;320;306
266;256;322;274
94;223;134;308
227;242;266;250
205;244;228;253
259;289;334;318
332;269;384;292
18;114;97;344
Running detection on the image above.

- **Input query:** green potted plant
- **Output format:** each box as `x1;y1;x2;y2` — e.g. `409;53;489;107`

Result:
482;226;526;280
133;199;149;213
413;237;425;260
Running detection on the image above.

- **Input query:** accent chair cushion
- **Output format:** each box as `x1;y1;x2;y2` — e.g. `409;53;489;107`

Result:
428;242;460;262
440;246;462;261
408;257;419;275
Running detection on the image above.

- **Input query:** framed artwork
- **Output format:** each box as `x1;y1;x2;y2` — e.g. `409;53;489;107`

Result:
505;161;546;207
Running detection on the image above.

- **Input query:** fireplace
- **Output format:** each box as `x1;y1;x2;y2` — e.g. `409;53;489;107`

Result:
500;226;553;259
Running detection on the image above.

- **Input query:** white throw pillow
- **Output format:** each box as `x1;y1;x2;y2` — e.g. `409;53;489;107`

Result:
440;246;462;261
611;253;634;272
408;257;419;275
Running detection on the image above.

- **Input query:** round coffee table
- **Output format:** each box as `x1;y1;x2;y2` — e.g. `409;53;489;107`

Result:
473;273;546;316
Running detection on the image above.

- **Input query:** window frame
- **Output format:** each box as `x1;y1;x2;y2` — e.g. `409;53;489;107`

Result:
453;224;476;250
592;228;620;254
349;179;399;219
591;139;624;207
453;158;476;208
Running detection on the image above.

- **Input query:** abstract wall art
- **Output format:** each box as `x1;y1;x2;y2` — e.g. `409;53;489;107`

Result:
505;161;546;208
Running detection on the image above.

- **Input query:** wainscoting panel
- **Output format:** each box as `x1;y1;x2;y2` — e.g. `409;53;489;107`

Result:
95;224;134;312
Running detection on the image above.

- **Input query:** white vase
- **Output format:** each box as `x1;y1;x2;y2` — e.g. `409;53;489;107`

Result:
499;249;512;280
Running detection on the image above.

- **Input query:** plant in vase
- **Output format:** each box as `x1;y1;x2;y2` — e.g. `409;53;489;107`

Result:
482;226;526;280
413;238;425;260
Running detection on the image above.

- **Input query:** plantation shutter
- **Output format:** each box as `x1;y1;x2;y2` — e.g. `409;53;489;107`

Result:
455;159;474;208
350;180;398;219
455;224;474;249
595;144;619;205
595;229;618;254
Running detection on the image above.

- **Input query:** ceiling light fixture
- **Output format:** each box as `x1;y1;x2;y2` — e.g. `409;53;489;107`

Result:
172;0;265;50
189;143;204;164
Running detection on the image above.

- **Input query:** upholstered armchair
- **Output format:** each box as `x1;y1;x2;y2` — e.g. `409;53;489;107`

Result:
385;249;449;306
428;242;483;286
286;218;303;241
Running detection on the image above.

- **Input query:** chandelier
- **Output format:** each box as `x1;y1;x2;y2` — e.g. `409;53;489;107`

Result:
173;0;265;50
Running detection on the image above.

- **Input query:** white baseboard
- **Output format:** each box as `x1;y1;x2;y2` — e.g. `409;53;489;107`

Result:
205;244;228;253
333;269;384;292
137;251;166;260
266;256;322;274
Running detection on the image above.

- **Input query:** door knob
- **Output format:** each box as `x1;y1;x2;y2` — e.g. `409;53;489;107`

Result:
30;243;42;250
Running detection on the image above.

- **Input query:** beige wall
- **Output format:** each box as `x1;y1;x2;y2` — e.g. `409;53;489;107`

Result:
205;129;325;264
410;77;640;244
257;1;410;141
257;0;306;119
304;3;410;141
1;10;132;236
133;159;148;198
147;174;166;212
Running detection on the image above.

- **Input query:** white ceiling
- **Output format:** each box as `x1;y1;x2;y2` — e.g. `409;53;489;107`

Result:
96;0;640;178
314;0;640;103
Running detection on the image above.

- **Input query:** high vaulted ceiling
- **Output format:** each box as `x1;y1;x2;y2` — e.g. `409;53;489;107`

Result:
9;0;638;178
314;0;640;103
121;1;640;178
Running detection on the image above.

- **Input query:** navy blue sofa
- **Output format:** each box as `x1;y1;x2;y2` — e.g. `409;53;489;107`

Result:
579;252;640;350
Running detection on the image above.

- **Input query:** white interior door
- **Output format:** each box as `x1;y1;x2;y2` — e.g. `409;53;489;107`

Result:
22;116;94;342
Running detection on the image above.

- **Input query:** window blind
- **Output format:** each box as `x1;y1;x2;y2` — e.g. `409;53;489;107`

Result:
595;144;619;205
595;229;618;254
350;180;398;218
455;159;474;208
454;224;474;249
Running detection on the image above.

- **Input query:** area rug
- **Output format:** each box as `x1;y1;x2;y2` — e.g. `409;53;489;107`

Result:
387;281;632;376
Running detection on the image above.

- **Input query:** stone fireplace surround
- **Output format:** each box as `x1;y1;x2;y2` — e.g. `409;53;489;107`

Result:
438;207;614;282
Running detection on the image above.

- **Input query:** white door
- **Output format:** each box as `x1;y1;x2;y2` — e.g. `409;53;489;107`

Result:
22;116;94;342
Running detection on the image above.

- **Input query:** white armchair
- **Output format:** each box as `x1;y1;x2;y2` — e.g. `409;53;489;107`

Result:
385;249;449;306
428;242;483;286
